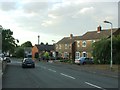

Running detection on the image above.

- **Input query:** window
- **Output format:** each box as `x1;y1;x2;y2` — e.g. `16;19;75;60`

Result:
82;52;87;57
64;52;69;59
56;44;58;49
77;41;80;47
82;41;86;47
75;52;80;59
59;44;61;49
92;40;95;43
65;44;68;49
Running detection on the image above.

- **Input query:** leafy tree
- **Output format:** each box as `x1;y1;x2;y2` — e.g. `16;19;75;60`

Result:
40;42;44;45
15;47;24;58
2;29;18;55
44;51;49;60
92;35;120;64
21;41;32;47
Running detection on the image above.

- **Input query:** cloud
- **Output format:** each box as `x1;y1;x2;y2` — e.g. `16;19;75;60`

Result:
48;14;57;19
79;7;94;14
41;20;53;27
22;2;48;14
0;2;17;11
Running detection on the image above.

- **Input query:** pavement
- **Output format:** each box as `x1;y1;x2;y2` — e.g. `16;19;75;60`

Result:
52;60;119;78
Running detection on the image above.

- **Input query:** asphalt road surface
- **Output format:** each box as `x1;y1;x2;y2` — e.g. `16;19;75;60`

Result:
2;59;118;89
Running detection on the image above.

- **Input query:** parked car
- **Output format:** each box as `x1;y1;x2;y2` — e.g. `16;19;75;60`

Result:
5;57;11;63
22;58;35;68
75;58;81;64
75;57;94;65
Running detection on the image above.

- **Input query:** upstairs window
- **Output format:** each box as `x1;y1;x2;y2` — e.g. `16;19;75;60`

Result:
77;41;80;47
65;44;68;49
56;44;58;49
59;44;61;49
82;41;86;47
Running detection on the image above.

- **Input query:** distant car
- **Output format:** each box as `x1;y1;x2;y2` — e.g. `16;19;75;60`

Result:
5;57;11;63
22;58;35;68
75;57;94;65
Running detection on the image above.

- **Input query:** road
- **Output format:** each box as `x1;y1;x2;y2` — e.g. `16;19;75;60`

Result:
2;59;118;89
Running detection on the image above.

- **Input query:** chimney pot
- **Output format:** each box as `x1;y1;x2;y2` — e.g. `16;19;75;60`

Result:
97;25;102;33
70;34;73;39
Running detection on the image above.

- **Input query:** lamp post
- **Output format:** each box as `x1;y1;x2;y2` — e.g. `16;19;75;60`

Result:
104;20;113;70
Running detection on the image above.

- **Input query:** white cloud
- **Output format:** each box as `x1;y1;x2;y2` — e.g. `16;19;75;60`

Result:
0;1;118;45
41;20;53;27
48;14;57;19
80;7;94;14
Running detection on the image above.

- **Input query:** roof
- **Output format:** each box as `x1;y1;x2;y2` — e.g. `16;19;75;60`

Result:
35;44;55;51
57;36;82;44
56;28;120;44
81;28;119;40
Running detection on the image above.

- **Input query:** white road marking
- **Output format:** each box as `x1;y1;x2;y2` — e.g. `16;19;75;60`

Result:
85;82;106;90
60;73;76;79
40;66;46;69
48;69;56;72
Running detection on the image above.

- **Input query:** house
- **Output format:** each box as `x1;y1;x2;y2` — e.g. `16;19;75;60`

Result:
24;47;32;58
56;26;120;60
75;26;120;59
32;44;55;60
55;34;81;59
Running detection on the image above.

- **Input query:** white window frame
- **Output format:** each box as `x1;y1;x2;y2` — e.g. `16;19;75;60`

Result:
77;41;80;47
56;44;58;49
64;52;69;58
82;40;86;47
82;51;87;57
59;44;61;49
65;44;68;49
75;52;80;59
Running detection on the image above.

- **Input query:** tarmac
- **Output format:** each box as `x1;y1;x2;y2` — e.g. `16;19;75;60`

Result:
53;60;119;79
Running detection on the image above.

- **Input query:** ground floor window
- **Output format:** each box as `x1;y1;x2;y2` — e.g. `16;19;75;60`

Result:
75;52;80;59
64;52;69;59
82;52;87;57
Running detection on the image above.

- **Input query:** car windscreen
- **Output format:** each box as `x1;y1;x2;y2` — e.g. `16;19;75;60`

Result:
25;59;33;62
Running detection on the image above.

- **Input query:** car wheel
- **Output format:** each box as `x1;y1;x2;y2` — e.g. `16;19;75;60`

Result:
83;62;86;65
32;65;35;68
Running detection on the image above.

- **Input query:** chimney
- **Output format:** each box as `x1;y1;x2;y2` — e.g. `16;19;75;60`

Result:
97;25;102;33
70;34;73;39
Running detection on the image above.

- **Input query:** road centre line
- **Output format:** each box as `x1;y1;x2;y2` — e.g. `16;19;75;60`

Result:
40;66;46;69
48;69;56;72
85;82;106;90
60;73;76;79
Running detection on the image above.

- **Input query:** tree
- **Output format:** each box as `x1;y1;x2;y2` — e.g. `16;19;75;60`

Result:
92;35;120;64
21;41;32;47
15;47;24;58
2;29;18;55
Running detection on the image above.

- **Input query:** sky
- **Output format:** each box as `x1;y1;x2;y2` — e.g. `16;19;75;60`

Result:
0;0;119;46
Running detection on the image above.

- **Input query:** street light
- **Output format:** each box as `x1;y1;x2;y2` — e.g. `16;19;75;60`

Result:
104;20;113;70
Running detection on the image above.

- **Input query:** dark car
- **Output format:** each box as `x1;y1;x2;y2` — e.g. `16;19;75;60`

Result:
22;58;35;68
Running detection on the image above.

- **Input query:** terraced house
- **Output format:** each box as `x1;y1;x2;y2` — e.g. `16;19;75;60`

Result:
55;34;81;59
56;26;120;60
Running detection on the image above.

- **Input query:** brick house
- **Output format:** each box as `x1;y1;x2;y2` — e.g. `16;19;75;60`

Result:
56;26;120;60
32;44;55;60
55;34;81;59
75;26;120;59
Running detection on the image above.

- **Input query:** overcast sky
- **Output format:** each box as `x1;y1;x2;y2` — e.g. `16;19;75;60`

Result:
0;0;119;45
